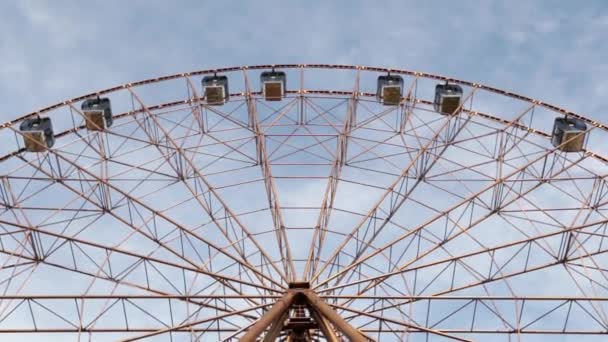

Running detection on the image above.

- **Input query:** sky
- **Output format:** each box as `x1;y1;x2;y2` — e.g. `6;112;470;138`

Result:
0;1;607;121
1;1;608;341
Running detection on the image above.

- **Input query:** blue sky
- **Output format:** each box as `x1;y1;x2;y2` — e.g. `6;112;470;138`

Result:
1;1;606;121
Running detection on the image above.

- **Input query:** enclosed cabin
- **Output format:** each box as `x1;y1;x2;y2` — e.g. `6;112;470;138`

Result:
19;117;54;152
376;74;404;106
551;117;587;152
434;83;463;115
81;97;113;131
202;74;229;105
260;70;286;101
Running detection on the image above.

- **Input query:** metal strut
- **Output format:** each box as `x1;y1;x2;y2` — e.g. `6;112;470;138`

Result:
239;283;369;342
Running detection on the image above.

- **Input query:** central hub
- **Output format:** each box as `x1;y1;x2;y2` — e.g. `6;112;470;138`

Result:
288;281;310;289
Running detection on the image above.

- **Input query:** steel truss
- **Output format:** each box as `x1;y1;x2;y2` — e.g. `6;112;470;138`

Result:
1;64;608;341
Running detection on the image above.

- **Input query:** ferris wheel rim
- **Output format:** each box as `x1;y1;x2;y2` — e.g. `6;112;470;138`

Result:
2;92;607;166
2;64;602;130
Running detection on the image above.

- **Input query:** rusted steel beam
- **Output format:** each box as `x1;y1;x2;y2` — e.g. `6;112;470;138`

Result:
303;290;370;342
308;304;340;342
240;291;296;342
240;286;370;342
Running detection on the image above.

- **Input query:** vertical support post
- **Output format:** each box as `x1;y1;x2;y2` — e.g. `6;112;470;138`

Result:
303;291;369;342
240;292;296;342
240;286;370;342
308;305;340;342
262;309;291;342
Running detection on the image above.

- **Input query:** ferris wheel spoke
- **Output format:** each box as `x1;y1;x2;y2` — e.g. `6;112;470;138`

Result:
329;301;473;341
243;70;296;281
125;87;289;285
312;88;479;285
319;218;608;311
336;267;608;336
118;301;271;341
0;230;272;330
0;295;269;336
329;146;590;299
564;264;608;328
0;219;279;294
304;70;361;280
336;295;608;335
313;104;576;291
12;148;284;291
0;261;255;333
329;240;608;333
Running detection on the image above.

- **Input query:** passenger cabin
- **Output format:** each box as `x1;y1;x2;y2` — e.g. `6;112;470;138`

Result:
202;75;229;105
377;75;403;106
19;117;54;152
82;97;113;131
552;117;587;152
260;71;286;101
434;84;463;115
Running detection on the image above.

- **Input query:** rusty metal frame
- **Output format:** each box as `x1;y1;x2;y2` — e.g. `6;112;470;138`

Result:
239;287;369;342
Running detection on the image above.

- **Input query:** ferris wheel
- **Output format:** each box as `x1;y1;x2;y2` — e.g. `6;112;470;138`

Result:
0;64;607;341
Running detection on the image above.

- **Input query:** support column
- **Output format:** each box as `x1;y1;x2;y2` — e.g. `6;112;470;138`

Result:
308;306;340;342
240;291;296;342
303;291;369;342
240;282;370;342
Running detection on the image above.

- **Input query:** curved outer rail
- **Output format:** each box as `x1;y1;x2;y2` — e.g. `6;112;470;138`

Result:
1;87;606;165
0;64;603;130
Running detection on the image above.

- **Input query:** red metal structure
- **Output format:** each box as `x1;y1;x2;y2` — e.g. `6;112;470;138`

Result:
0;64;607;341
